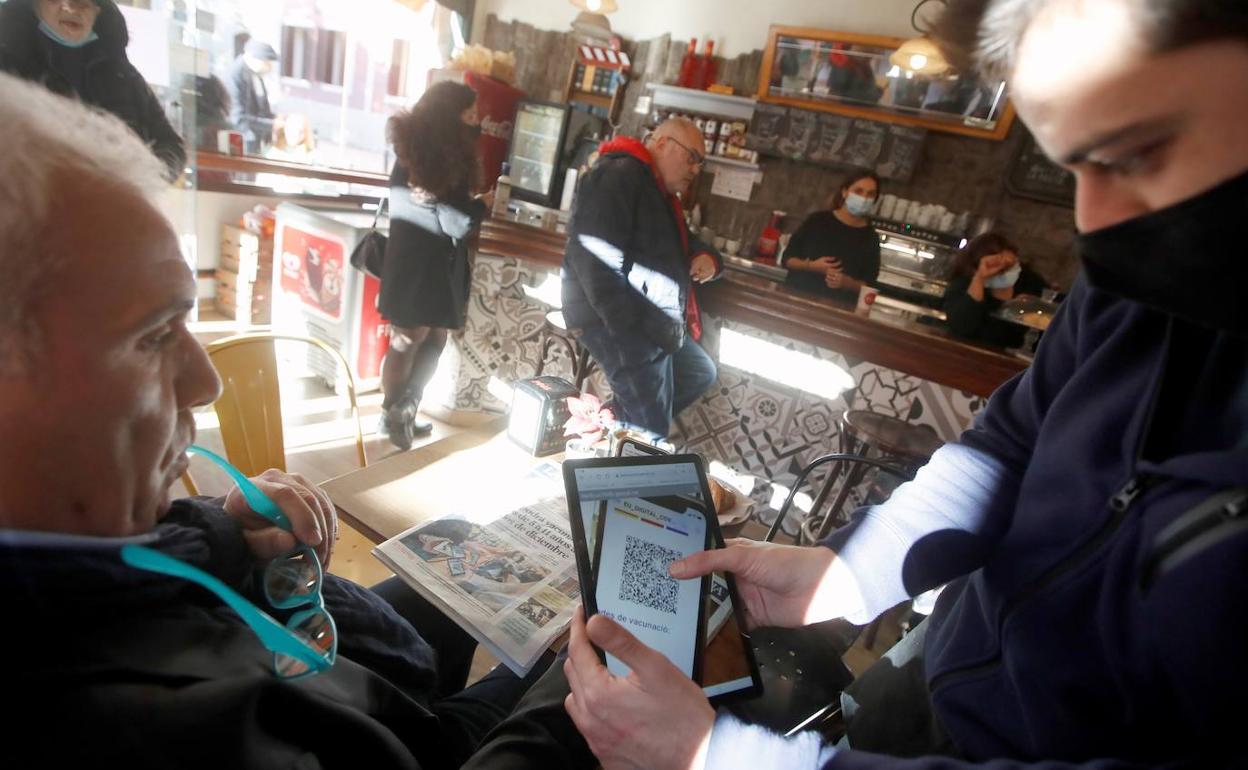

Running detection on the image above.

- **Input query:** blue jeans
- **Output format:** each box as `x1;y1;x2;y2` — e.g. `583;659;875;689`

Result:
578;326;718;437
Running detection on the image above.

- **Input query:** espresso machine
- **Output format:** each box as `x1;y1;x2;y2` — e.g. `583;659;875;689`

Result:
871;219;963;310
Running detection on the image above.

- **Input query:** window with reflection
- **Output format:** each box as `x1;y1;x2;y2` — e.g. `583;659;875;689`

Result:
167;0;462;178
760;27;1013;140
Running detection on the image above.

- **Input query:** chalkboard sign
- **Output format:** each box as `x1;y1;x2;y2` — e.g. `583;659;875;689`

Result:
1006;134;1075;207
746;103;925;182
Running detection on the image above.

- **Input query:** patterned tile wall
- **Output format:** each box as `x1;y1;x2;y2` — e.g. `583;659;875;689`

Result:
441;253;990;536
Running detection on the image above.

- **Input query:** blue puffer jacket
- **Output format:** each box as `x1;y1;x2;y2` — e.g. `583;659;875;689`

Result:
710;274;1248;768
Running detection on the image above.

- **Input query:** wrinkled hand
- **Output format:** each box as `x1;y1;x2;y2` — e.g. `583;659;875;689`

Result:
564;607;715;770
690;253;717;283
809;256;840;273
224;469;338;567
670;539;844;628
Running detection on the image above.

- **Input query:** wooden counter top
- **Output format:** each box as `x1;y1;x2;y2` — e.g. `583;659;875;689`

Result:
700;271;1026;397
476;216;1027;398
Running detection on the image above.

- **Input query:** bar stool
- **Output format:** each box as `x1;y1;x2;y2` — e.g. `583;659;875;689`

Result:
800;410;944;545
533;310;596;391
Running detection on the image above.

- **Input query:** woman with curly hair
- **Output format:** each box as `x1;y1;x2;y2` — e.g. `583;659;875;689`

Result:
378;81;492;450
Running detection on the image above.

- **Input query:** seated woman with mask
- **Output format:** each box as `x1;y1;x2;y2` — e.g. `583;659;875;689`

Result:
943;232;1049;347
783;168;882;305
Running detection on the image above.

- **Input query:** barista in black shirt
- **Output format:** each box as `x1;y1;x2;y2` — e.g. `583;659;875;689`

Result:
943;232;1049;347
783;168;882;304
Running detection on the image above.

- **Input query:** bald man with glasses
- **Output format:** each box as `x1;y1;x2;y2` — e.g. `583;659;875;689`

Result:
560;118;724;439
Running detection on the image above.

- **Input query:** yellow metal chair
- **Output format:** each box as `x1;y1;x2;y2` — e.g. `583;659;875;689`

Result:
190;332;367;483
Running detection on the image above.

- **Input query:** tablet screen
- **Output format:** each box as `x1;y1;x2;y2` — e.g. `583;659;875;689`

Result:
568;458;760;700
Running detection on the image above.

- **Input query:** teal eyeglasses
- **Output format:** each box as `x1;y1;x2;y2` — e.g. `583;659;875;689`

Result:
120;445;338;679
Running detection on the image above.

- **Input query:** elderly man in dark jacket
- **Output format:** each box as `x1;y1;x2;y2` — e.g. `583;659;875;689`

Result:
561;118;724;438
0;0;185;179
226;38;280;154
0;72;558;770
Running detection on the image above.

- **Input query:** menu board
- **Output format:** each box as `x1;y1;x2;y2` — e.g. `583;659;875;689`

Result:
1006;133;1075;207
746;104;925;181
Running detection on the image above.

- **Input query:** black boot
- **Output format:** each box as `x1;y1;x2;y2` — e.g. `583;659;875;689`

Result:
379;405;415;451
410;404;434;437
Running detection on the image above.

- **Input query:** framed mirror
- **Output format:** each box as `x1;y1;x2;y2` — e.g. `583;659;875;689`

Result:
758;26;1015;141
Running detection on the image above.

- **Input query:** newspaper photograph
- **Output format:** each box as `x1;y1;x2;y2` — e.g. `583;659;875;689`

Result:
374;495;578;675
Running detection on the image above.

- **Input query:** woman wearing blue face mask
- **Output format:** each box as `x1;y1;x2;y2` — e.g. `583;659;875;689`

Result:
0;0;185;180
943;232;1050;347
782;168;882;304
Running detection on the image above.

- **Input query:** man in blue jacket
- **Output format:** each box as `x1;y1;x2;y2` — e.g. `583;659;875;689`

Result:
559;0;1248;767
561;117;723;438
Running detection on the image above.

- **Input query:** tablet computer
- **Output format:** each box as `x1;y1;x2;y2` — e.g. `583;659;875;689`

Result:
564;455;763;703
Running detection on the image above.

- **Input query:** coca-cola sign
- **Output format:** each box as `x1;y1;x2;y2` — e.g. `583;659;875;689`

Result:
481;115;513;141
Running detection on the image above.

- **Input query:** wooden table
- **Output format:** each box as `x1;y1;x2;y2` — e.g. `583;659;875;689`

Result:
324;424;861;724
323;423;537;545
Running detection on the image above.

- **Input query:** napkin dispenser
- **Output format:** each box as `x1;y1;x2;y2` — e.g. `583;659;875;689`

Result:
508;376;579;456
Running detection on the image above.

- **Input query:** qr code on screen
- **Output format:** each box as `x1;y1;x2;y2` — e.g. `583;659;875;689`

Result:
618;535;680;615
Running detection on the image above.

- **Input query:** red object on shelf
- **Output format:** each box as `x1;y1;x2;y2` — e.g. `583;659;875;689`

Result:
755;210;785;264
678;38;698;88
695;39;718;90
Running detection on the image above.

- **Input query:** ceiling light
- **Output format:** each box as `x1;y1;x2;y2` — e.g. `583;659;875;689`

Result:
570;0;618;12
889;0;952;77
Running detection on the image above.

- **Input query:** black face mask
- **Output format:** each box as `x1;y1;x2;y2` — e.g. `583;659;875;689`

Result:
1076;168;1248;335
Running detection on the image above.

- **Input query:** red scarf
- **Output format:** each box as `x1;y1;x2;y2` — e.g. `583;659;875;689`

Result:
596;137;704;341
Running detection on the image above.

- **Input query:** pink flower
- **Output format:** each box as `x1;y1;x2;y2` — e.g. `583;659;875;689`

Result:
564;393;616;440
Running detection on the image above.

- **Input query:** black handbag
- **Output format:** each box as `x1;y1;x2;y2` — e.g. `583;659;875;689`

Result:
349;196;388;279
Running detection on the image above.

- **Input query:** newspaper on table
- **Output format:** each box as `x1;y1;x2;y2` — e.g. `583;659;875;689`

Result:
373;462;578;676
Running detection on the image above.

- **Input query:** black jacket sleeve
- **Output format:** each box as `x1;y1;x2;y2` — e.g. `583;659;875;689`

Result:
688;233;725;281
564;161;644;335
129;67;186;180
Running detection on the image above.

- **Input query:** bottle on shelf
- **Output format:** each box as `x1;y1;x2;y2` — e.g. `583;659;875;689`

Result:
755;210;785;264
678;38;699;88
493;162;512;217
695;39;718;90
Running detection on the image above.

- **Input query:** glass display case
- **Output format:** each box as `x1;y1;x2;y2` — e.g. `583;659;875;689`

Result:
758;26;1015;141
506;100;571;208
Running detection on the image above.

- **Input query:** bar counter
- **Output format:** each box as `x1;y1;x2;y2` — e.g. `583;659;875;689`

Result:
478;215;1026;398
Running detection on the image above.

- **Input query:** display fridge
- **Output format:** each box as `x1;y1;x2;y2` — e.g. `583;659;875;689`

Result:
506;99;611;209
272;202;389;391
506;100;571;208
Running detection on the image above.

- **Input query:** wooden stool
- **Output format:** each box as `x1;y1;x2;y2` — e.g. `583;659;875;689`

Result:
534;310;596;391
800;410;944;545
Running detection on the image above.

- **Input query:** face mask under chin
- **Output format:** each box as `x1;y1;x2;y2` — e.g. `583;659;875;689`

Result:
1075;168;1248;335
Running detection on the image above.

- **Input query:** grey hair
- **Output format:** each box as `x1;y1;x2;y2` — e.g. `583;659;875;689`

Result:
0;72;169;373
933;0;1248;80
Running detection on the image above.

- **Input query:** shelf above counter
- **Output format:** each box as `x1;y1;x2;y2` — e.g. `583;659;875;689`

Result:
647;83;758;121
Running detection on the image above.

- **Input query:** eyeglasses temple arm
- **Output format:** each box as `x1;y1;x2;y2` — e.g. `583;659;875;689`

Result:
187;445;292;531
120;544;325;670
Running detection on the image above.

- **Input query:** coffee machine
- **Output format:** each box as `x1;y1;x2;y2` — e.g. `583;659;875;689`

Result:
871;219;964;309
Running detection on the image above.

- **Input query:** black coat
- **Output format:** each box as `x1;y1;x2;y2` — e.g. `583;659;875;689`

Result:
0;497;462;769
0;0;185;179
561;138;721;354
225;53;275;151
379;162;485;330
